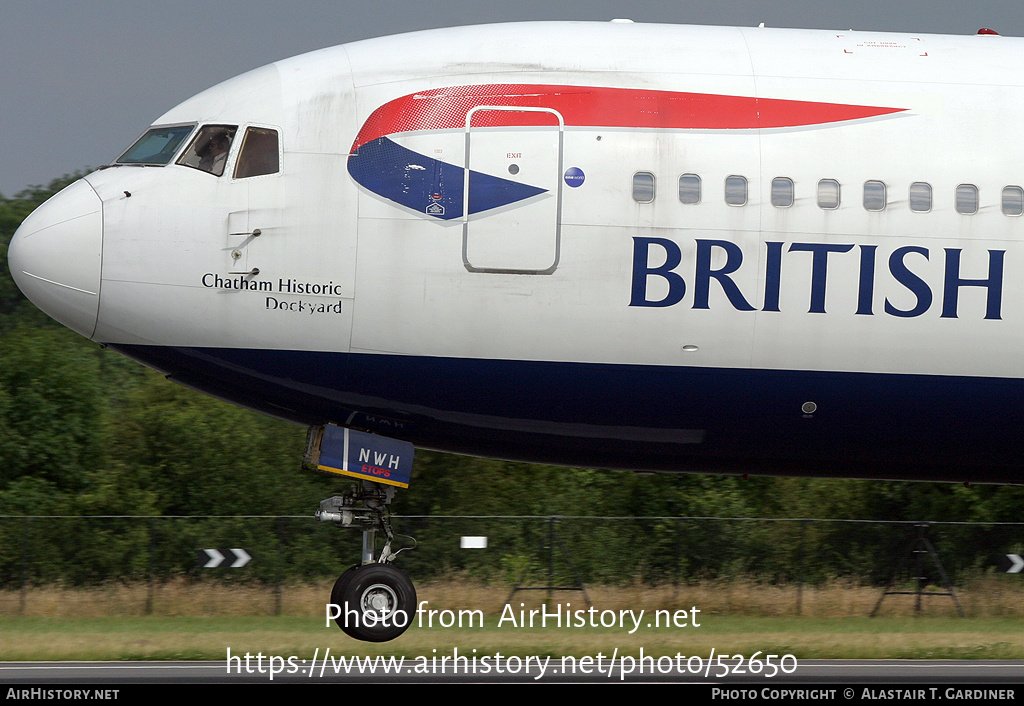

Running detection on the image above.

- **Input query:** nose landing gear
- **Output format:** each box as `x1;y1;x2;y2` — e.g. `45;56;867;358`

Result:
317;485;418;641
308;424;418;642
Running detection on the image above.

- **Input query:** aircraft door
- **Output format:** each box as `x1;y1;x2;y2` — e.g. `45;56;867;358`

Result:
463;107;563;274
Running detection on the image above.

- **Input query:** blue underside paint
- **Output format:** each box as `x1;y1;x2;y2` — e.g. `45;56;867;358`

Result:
347;137;546;219
111;344;1024;483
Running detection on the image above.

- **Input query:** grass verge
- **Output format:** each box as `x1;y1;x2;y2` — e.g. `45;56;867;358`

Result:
1;616;1023;661
0;577;1022;660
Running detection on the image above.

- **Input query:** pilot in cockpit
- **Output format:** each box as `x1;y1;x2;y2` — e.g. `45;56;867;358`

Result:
197;130;232;175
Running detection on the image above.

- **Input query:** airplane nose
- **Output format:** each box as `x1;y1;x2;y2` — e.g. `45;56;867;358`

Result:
7;179;103;338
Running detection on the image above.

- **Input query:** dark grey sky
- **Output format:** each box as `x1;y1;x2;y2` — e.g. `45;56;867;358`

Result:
3;0;1022;196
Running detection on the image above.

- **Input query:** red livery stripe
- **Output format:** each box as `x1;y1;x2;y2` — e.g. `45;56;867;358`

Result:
351;84;906;150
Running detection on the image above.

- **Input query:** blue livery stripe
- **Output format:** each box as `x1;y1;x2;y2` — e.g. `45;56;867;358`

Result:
111;344;1024;483
347;136;546;219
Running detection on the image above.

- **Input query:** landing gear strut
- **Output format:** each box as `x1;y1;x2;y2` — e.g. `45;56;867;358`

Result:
307;424;418;641
317;482;417;641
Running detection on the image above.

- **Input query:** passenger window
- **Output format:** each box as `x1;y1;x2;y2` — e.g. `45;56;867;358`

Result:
771;177;794;207
1002;186;1023;216
678;174;701;204
234;127;280;179
817;179;840;209
632;172;655;203
955;184;978;215
725;175;747;206
909;182;932;212
863;181;886;211
177;125;237;176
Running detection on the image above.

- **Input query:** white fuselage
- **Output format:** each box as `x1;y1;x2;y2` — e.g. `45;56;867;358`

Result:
10;22;1024;480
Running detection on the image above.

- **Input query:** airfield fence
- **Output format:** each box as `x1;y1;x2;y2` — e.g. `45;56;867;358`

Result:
0;515;1021;615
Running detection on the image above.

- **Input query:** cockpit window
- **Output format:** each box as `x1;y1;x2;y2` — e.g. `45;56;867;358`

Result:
234;127;280;179
176;125;238;176
116;125;195;165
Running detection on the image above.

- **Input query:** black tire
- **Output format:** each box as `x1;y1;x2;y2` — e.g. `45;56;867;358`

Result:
330;563;416;642
330;565;360;610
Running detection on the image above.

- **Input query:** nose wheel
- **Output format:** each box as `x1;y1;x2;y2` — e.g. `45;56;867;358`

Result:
331;563;417;642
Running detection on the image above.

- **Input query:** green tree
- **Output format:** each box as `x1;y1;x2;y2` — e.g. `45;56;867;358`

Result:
0;325;105;494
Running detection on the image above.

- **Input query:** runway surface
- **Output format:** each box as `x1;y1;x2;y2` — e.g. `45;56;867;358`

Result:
0;659;1021;684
